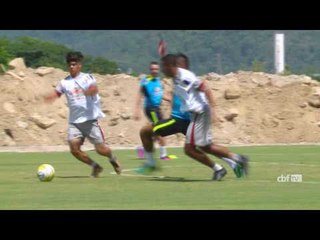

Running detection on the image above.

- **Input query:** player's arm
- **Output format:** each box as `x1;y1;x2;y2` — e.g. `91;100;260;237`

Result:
133;86;144;121
198;80;221;124
84;85;98;96
161;83;172;103
199;80;216;107
44;90;62;103
84;74;98;96
162;92;172;103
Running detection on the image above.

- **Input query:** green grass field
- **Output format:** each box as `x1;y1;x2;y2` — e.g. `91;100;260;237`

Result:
0;145;319;209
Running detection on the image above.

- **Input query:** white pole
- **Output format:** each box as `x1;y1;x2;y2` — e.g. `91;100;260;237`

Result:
274;33;285;74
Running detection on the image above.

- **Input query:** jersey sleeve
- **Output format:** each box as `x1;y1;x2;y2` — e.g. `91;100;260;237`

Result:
139;77;146;87
180;74;202;92
139;78;147;94
86;74;97;87
55;81;64;94
190;74;203;89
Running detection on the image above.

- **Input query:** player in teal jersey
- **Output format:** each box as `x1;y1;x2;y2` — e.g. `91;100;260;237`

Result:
133;61;170;160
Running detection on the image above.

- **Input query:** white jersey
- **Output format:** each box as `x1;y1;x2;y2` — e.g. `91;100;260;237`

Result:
173;68;208;113
56;72;105;123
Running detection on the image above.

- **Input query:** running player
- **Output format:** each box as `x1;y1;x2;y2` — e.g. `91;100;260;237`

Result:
160;54;249;180
138;53;246;179
44;51;121;177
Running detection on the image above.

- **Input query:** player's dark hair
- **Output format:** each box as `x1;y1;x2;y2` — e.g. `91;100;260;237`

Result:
176;52;189;69
150;61;158;65
66;51;84;63
161;54;176;66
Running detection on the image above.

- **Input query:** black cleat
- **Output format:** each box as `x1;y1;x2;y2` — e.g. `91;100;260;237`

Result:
239;155;249;176
213;168;227;181
91;164;103;178
110;156;122;175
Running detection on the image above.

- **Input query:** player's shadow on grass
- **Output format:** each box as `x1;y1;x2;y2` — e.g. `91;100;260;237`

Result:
56;176;92;178
147;177;212;182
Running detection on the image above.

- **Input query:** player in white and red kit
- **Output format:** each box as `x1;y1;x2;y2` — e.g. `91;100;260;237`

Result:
44;51;121;177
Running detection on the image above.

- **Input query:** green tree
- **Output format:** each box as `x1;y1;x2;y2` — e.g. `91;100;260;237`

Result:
1;36;118;74
281;64;292;75
6;36;69;69
84;57;118;74
0;38;12;65
251;59;266;72
4;30;320;75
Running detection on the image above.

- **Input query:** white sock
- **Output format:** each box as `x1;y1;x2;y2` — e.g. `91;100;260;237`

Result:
213;163;223;171
145;151;156;167
231;154;241;162
160;146;167;158
221;157;237;169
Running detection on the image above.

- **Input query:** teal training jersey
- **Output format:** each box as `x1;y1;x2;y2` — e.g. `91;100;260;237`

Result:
171;94;191;121
140;75;163;108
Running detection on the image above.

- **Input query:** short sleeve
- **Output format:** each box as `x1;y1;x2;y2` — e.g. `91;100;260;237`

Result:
139;76;147;87
86;74;97;87
180;74;202;92
55;81;64;94
191;75;203;89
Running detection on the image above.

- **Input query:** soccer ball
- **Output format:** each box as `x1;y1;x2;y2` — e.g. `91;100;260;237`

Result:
37;164;55;182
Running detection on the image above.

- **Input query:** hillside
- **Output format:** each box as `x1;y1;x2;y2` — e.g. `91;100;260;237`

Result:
1;58;320;148
1;30;320;75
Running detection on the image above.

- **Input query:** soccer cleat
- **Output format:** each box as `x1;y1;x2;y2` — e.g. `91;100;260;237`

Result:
160;156;171;161
91;165;103;178
233;163;244;178
213;168;227;181
135;165;157;175
239;155;249;176
110;156;122;175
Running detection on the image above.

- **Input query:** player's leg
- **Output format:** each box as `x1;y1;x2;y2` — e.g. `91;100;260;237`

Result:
137;118;179;173
95;143;121;175
182;119;229;174
69;138;96;165
85;120;121;175
68;123;102;177
156;135;169;159
136;107;155;159
200;144;245;178
140;123;154;152
137;124;158;172
153;118;183;160
184;143;214;168
148;107;169;159
198;108;248;176
185;112;226;180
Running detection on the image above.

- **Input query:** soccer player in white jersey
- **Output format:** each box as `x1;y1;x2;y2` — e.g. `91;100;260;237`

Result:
44;51;121;177
160;54;249;181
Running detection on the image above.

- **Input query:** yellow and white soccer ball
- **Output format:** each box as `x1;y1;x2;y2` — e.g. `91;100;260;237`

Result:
37;164;55;182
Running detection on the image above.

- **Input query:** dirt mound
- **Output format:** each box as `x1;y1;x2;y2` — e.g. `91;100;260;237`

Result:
1;61;320;147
